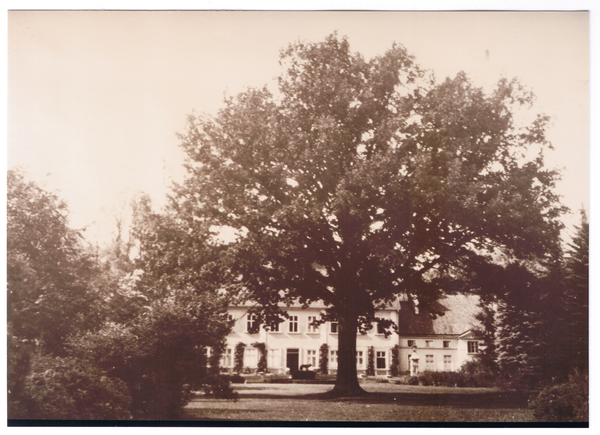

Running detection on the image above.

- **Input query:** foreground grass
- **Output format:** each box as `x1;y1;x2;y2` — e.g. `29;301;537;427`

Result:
184;383;535;422
185;398;534;422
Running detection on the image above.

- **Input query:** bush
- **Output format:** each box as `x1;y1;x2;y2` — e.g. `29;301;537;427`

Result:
292;370;316;380
253;342;267;373
407;376;419;385
319;343;329;374
459;359;499;388
390;345;399;377
445;371;464;387
7;336;34;419
205;375;238;400
229;373;246;384
19;355;131;420
418;371;436;386
234;342;246;374
530;372;588;422
67;300;222;420
367;346;375;376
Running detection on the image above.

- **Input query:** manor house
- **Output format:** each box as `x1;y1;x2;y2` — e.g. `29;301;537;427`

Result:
222;294;483;376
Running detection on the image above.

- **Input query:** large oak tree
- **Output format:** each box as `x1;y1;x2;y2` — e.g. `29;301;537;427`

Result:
173;34;564;395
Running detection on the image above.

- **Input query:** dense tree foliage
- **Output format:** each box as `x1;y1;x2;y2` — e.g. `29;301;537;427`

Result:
469;211;587;389
7;172;231;419
530;371;588;422
7;169;106;355
562;211;589;373
66;198;231;419
14;353;132;420
173;34;565;395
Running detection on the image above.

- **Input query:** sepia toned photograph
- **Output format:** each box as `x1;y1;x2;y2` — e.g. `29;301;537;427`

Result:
7;5;590;426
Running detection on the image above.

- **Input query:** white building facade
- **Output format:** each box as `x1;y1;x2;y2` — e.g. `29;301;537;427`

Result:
222;294;483;376
397;294;484;376
223;302;400;376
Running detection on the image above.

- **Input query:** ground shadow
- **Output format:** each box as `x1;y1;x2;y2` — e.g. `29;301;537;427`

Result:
218;390;531;409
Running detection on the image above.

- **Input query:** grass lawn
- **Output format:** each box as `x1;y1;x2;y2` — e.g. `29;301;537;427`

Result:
184;383;535;422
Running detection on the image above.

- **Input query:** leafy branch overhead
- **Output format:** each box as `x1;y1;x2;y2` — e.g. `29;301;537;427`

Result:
172;34;565;395
174;34;564;320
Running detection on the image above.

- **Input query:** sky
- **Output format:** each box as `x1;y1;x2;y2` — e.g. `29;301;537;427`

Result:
7;8;590;245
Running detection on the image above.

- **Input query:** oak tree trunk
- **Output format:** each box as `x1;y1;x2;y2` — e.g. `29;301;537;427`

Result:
330;307;367;397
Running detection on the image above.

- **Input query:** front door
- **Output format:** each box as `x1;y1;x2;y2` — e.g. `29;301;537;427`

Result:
286;348;299;372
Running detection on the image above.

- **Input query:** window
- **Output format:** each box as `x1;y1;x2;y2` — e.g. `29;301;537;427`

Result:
330;322;338;334
425;340;433;348
222;348;232;367
307;350;317;367
247;314;258;333
426;355;434;370
376;351;387;369
407;340;415;348
329;350;338;367
443;341;451;348
377;323;386;334
269;321;280;332
268;349;280;368
444;355;452;371
356;351;364;368
245;348;257;368
307;316;319;333
468;341;479;354
289;315;299;332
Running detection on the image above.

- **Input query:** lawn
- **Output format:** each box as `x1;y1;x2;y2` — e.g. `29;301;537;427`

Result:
184;383;535;422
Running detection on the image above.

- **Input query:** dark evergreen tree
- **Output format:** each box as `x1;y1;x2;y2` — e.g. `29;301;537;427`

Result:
562;210;589;374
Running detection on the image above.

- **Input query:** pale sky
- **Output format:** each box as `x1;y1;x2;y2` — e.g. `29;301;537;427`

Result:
7;9;590;245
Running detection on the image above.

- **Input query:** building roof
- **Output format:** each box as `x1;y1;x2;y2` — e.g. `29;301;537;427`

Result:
397;294;482;336
230;296;404;310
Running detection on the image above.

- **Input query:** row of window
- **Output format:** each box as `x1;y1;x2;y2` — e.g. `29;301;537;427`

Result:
244;314;390;335
221;348;391;369
405;339;479;353
417;355;453;371
406;339;453;348
220;348;462;371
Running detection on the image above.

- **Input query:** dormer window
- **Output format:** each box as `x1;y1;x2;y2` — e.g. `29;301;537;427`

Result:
247;314;258;333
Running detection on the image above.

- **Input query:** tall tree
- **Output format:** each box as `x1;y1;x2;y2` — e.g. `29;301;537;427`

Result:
173;34;565;395
7;169;105;355
67;197;232;419
562;210;589;373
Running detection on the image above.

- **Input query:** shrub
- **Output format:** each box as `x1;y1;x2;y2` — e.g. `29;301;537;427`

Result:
407;376;419;385
67;299;221;420
418;371;434;386
7;336;34;419
445;371;463;387
366;346;375;376
252;342;267;373
234;342;246;374
319;343;329;374
20;354;131;420
206;375;238;400
429;371;447;386
530;371;588;422
459;359;499;388
292;371;316;380
229;373;246;384
390;345;399;377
